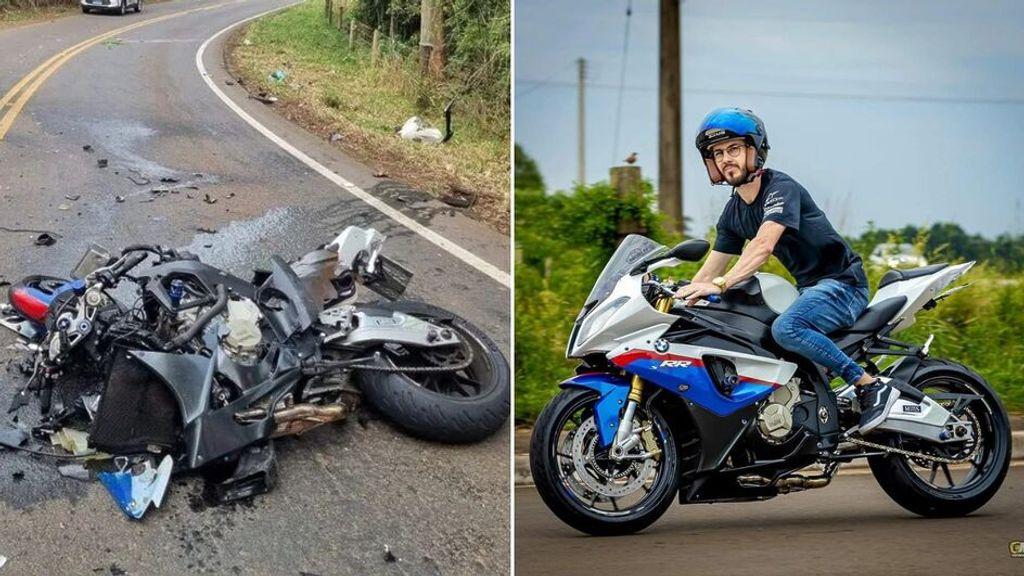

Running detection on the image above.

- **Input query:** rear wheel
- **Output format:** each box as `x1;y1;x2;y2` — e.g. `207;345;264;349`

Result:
868;363;1011;517
355;301;509;443
531;388;680;535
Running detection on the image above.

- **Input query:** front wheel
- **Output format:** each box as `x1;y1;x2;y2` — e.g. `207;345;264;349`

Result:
118;0;126;15
868;362;1011;517
355;301;509;443
531;388;680;535
134;0;141;12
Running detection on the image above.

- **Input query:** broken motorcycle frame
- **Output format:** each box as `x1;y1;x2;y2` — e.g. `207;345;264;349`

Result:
0;226;509;499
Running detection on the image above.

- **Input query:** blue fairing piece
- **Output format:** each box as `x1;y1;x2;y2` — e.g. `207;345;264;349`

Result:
98;470;137;519
619;357;775;417
559;373;630;447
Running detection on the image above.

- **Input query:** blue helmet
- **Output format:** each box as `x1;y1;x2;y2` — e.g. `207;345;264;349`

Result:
695;108;770;184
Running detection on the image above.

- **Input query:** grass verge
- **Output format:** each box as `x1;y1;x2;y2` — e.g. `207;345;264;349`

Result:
226;0;510;231
0;3;78;29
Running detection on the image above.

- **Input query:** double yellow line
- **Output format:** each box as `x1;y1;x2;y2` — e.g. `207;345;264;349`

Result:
0;0;247;140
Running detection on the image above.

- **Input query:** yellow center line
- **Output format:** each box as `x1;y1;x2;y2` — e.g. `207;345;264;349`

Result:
0;0;249;140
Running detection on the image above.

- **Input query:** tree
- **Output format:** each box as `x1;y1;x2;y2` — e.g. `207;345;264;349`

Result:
515;144;544;191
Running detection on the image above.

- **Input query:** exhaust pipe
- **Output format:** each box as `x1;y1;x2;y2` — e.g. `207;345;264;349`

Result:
737;473;833;493
235;403;351;437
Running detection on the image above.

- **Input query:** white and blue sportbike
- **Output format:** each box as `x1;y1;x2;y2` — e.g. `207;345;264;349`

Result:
530;235;1011;535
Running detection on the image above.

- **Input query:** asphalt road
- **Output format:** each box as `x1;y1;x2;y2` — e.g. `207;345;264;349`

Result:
515;464;1024;576
0;1;509;575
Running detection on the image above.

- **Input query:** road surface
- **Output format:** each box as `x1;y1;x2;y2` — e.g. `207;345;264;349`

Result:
0;1;510;574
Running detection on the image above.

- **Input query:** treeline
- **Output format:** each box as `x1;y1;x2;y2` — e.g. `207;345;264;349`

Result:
347;0;509;105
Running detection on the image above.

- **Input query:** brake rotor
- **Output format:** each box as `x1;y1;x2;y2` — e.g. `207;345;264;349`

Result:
569;417;655;498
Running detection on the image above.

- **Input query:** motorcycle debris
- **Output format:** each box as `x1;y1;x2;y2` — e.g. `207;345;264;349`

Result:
442;185;476;208
195;226;216;234
34;233;56;246
250;92;278;105
82;145;93;153
203;193;217;204
49;428;94;456
65;194;81;201
373;170;388;178
57;204;71;211
97;159;108;168
115;196;125;203
12;471;24;482
97;455;173;520
81;394;101;421
0;426;27;449
58;464;91;482
208;441;277;504
126;175;150;186
383;544;398;563
159;177;179;184
329;133;342;143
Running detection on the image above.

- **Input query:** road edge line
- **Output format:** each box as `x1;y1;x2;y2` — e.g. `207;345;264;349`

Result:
195;4;512;288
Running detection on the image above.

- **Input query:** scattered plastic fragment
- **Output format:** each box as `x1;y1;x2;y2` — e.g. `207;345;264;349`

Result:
373;170;387;178
251;92;278;105
65;194;81;201
0;426;27;449
398;116;443;144
34;233;56;246
49;428;94;456
269;70;287;83
329;133;342;143
115;196;125;203
82;145;93;152
58;464;91;481
442;185;476;209
97;159;108;168
203;193;217;204
12;471;24;482
58;204;71;211
98;456;173;520
383;544;397;563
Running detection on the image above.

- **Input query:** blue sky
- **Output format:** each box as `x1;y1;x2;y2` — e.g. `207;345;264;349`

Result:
514;0;1024;237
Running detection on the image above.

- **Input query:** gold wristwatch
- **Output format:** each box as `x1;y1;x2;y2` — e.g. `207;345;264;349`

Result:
711;276;728;290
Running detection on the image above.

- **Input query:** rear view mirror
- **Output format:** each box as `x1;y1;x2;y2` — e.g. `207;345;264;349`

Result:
665;239;710;262
632;238;710;274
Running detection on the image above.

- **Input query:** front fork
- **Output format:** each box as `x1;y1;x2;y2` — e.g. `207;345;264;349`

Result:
609;296;673;460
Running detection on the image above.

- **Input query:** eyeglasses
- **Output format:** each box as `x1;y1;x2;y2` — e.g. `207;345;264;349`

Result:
711;143;747;161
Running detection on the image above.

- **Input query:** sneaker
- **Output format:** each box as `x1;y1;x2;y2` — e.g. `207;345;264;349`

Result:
856;378;901;434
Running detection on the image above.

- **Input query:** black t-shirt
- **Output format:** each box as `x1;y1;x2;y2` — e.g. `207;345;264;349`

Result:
713;169;867;290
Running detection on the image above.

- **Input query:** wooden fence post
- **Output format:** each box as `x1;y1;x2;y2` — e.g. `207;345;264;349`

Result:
611;165;646;240
335;4;344;31
349;20;356;49
325;0;333;24
371;29;381;65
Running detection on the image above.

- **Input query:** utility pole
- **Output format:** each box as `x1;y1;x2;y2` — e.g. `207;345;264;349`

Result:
577;57;586;186
419;0;435;77
659;0;684;236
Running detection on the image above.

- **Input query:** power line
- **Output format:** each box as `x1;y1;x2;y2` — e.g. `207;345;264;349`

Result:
514;79;1024;106
514;62;576;99
611;0;633;165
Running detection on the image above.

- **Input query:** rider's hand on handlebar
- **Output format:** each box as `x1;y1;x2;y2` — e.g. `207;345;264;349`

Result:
674;281;722;306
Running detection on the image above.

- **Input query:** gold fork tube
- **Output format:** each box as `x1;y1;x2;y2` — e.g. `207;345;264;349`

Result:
627;296;674;404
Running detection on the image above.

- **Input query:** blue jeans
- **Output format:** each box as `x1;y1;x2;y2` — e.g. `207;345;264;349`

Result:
770;278;870;385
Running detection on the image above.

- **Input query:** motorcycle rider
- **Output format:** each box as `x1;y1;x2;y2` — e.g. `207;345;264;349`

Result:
674;107;900;434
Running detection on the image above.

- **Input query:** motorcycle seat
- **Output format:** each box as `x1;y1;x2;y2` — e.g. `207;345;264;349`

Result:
877;263;948;290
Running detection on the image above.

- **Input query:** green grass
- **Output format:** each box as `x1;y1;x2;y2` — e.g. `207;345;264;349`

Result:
0;2;77;27
230;0;509;226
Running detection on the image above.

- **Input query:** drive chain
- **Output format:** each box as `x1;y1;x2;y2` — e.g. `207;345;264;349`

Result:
846;436;978;464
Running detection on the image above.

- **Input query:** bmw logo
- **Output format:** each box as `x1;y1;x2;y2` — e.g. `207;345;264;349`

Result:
654;339;669;353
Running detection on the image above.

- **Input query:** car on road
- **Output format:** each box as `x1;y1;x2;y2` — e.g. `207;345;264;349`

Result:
81;0;140;15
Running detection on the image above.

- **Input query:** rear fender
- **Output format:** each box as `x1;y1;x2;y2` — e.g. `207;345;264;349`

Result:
559;373;630;447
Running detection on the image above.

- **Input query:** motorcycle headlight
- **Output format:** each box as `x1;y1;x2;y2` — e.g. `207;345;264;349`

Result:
576;296;629;347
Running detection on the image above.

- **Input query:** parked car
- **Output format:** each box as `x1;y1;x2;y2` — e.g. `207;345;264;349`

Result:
869;242;928;269
81;0;140;15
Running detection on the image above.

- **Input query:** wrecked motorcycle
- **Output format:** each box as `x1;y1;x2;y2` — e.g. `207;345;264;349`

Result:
0;226;509;509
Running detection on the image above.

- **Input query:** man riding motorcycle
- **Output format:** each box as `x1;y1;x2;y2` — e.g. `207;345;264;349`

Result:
675;107;902;434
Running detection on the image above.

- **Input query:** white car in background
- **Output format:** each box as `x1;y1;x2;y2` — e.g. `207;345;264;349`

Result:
869;242;929;269
81;0;140;15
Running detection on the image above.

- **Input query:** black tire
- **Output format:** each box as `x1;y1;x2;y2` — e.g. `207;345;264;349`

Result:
82;6;91;13
119;0;126;15
134;0;140;12
355;301;509;443
868;361;1011;517
531;388;680;536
